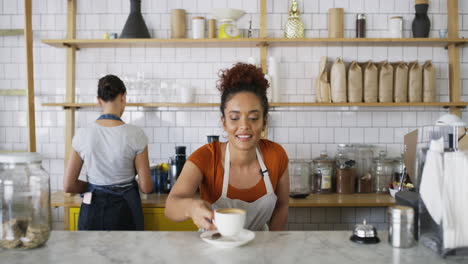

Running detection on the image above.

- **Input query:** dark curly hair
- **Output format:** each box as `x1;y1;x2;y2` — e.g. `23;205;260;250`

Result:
217;63;269;121
97;74;126;102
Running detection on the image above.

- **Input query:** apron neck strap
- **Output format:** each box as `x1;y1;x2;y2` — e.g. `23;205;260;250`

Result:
222;143;274;197
97;113;123;122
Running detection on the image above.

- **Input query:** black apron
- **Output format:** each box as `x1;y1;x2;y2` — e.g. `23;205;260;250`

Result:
77;114;144;230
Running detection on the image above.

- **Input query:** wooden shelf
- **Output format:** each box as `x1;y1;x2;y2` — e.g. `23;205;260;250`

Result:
42;102;468;108
0;89;27;96
51;191;394;208
41;38;266;48
266;37;467;47
0;29;24;36
41;37;467;49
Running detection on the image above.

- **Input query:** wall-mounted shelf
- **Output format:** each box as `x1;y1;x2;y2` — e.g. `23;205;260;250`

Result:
0;89;27;96
41;38;266;48
41;38;467;49
0;29;24;36
42;102;468;109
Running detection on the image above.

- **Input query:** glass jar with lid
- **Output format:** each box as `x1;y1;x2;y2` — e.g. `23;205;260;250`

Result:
289;160;311;194
0;153;51;249
355;144;375;193
335;144;357;168
312;151;335;194
372;150;394;193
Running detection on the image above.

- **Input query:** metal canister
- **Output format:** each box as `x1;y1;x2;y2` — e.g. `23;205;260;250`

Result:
388;205;415;248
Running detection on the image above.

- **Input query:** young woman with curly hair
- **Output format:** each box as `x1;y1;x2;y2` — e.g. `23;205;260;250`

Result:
165;63;289;231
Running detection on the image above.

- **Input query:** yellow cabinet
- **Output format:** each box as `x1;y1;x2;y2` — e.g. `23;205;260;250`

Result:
143;208;197;231
68;207;197;231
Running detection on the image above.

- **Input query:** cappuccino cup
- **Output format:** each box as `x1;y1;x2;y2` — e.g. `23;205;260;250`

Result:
214;208;246;237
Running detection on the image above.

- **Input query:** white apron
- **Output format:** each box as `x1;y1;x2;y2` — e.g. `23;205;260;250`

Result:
212;143;278;231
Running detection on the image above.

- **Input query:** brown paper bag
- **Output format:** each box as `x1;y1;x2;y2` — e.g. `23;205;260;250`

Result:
423;60;436;102
348;61;363;102
331;57;347;102
394;62;408;102
363;61;378;103
378;61;394;102
315;56;331;102
408;61;423;102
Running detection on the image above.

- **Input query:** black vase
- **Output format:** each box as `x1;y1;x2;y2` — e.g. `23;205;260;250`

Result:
120;0;151;38
412;4;431;38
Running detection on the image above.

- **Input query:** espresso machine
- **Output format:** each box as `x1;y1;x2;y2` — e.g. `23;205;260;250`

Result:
167;146;186;192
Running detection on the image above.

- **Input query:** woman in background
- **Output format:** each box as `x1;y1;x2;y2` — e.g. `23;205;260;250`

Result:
166;63;289;231
64;74;152;230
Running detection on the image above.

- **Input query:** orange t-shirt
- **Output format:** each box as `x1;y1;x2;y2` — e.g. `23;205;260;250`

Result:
188;139;289;203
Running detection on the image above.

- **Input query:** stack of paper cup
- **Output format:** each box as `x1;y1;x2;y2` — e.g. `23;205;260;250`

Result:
268;57;280;102
328;8;344;38
389;16;403;38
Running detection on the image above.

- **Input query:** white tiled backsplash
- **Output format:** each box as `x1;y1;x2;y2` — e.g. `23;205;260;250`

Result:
1;0;468;230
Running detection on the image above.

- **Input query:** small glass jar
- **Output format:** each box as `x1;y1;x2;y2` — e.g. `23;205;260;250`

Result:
289;160;311;194
312;151;335;194
0;153;51;249
372;150;394;193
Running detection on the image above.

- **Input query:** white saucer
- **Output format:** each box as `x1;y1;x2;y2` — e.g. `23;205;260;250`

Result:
200;229;255;248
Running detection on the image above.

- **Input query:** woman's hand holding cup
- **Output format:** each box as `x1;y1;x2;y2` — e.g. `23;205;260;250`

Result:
189;199;216;230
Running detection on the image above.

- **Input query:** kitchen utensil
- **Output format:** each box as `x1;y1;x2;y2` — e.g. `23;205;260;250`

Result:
211;8;245;38
350;219;380;244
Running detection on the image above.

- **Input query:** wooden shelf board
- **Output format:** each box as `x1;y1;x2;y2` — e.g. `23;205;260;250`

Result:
41;37;467;48
42;102;468;108
0;29;24;36
0;89;27;96
51;191;394;208
266;38;466;47
288;193;395;207
42;102;219;108
41;38;266;48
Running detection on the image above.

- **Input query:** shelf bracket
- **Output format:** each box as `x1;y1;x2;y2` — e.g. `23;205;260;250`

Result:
444;39;465;50
63;43;80;51
443;105;466;109
63;106;80;110
256;41;269;47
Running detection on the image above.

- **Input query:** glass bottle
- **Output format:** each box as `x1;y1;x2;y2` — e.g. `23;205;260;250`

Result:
0;153;51;249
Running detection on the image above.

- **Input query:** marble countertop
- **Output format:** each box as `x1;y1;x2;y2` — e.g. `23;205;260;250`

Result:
1;231;466;264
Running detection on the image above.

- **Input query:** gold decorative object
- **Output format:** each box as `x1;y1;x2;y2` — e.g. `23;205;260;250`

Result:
284;0;304;38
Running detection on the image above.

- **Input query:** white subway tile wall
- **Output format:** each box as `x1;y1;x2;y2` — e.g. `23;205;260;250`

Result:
1;0;467;230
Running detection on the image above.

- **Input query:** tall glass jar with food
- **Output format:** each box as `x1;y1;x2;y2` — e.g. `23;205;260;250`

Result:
312;151;335;194
0;153;51;249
